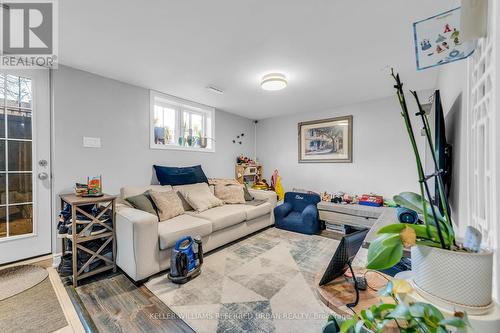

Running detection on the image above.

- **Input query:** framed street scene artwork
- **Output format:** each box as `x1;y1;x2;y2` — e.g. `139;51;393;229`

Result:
298;115;352;163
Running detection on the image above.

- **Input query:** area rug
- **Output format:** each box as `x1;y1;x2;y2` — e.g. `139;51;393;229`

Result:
0;264;48;300
146;227;339;333
0;269;68;333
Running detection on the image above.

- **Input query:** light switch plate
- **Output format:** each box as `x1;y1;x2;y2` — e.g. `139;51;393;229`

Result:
83;137;101;148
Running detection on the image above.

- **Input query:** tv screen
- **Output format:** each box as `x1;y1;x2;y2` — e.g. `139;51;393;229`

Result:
430;90;452;211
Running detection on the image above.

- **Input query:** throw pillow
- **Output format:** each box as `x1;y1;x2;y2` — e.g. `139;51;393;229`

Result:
214;184;246;204
172;183;211;211
149;190;185;221
243;186;254;201
176;183;223;212
154;165;208;186
125;192;159;219
208;178;254;201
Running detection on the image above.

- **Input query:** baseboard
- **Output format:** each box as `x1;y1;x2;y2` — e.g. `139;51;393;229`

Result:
53;252;62;268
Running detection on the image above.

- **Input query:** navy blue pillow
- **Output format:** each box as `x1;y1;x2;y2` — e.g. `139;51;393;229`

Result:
153;165;208;186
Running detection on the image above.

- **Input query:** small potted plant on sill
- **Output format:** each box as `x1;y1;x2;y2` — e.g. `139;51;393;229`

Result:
366;70;493;314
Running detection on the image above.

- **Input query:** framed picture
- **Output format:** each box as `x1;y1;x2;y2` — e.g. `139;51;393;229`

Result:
413;7;475;71
298;115;353;163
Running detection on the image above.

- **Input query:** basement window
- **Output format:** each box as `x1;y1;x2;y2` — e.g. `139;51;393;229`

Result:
150;91;215;152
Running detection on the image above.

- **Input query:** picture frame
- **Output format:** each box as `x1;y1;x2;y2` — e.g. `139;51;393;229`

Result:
298;115;353;163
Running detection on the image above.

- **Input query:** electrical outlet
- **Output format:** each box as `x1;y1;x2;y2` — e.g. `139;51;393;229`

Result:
83;137;101;148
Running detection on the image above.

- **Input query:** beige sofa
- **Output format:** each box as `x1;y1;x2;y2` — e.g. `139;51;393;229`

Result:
115;184;277;282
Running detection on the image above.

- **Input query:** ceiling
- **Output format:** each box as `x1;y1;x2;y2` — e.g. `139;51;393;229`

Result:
59;0;458;119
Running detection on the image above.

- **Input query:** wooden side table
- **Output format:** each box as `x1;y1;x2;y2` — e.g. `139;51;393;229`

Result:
59;193;117;286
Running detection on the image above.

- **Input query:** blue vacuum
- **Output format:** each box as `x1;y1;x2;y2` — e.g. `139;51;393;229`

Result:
167;235;203;284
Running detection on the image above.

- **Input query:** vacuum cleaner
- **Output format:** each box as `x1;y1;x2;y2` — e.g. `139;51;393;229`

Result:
167;235;203;284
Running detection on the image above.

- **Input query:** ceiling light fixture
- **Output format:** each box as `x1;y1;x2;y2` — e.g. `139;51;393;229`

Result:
261;73;287;91
206;86;224;94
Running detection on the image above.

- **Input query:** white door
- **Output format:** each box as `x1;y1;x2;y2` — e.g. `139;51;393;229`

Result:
0;69;51;264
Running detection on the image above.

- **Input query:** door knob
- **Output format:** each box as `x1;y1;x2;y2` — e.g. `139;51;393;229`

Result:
38;172;49;180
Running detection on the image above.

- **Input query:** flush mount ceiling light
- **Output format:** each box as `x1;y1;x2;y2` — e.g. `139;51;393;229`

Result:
261;73;287;91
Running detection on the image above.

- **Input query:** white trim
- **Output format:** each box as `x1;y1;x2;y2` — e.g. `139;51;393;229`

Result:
149;90;216;152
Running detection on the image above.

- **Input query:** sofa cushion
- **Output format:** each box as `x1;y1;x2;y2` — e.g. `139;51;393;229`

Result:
157;214;212;250
124;191;159;219
214;184;246;204
121;185;172;200
243;202;272;220
186;205;246;232
149;190;185;221
174;183;223;212
154;165;208;186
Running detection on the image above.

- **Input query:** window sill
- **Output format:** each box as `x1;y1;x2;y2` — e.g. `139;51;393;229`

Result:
150;144;215;153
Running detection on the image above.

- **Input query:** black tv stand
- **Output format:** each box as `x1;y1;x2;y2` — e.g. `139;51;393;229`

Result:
346;260;360;308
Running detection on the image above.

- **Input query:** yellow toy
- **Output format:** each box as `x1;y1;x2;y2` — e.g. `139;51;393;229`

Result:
271;169;284;201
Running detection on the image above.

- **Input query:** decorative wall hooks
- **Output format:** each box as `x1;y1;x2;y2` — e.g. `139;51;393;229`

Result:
232;133;245;145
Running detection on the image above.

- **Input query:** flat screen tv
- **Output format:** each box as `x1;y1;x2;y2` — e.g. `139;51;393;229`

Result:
432;90;453;212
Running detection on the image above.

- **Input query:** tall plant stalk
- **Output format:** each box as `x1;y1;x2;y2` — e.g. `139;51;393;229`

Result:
391;69;448;249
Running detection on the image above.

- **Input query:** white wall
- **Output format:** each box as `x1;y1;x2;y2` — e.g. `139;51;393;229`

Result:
53;66;255;194
256;96;423;198
52;65;255;252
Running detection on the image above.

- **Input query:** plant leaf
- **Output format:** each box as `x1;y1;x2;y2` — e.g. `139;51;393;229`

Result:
367;234;403;270
394;192;446;223
439;318;467;328
377;223;406;234
387;303;411;320
340;318;357;333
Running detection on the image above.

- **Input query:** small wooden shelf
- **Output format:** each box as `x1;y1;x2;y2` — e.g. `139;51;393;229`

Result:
60;193;117;287
235;163;263;186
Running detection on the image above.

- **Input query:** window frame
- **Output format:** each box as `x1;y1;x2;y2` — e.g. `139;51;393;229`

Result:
150;90;215;152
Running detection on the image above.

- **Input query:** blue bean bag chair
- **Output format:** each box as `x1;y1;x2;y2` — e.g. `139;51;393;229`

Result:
274;192;321;235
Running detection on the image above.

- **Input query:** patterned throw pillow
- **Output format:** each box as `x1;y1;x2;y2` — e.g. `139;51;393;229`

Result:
176;183;223;212
209;178;254;201
214;184;246;204
125;191;159;220
149;190;185;221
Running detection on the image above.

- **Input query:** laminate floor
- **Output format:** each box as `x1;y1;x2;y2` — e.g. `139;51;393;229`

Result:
75;272;194;333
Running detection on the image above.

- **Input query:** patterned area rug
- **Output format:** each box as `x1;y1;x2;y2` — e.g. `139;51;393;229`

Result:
146;227;339;333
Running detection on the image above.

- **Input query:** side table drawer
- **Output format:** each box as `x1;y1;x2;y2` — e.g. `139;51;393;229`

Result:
319;210;377;228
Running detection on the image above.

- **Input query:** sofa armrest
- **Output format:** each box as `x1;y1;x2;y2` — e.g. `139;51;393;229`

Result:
248;189;277;207
274;202;293;221
301;204;319;223
115;207;160;281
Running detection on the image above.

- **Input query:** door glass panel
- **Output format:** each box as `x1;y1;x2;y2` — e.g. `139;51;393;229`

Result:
7;109;32;139
8;141;32;171
0;140;4;171
0;174;5;205
0;207;6;238
4;75;31;108
0;108;4;138
8;174;32;203
0;74;33;238
8;204;33;236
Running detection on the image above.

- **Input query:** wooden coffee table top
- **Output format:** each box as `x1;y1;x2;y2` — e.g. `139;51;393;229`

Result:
315;267;392;317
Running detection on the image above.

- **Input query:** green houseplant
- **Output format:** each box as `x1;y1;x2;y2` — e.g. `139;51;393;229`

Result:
366;70;493;312
334;280;470;333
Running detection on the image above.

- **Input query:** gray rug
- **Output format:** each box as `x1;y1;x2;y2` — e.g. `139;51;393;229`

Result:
146;228;339;333
0;264;48;301
0;276;68;333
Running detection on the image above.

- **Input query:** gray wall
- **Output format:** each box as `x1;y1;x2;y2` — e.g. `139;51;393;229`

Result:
256;96;423;198
52;65;255;252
